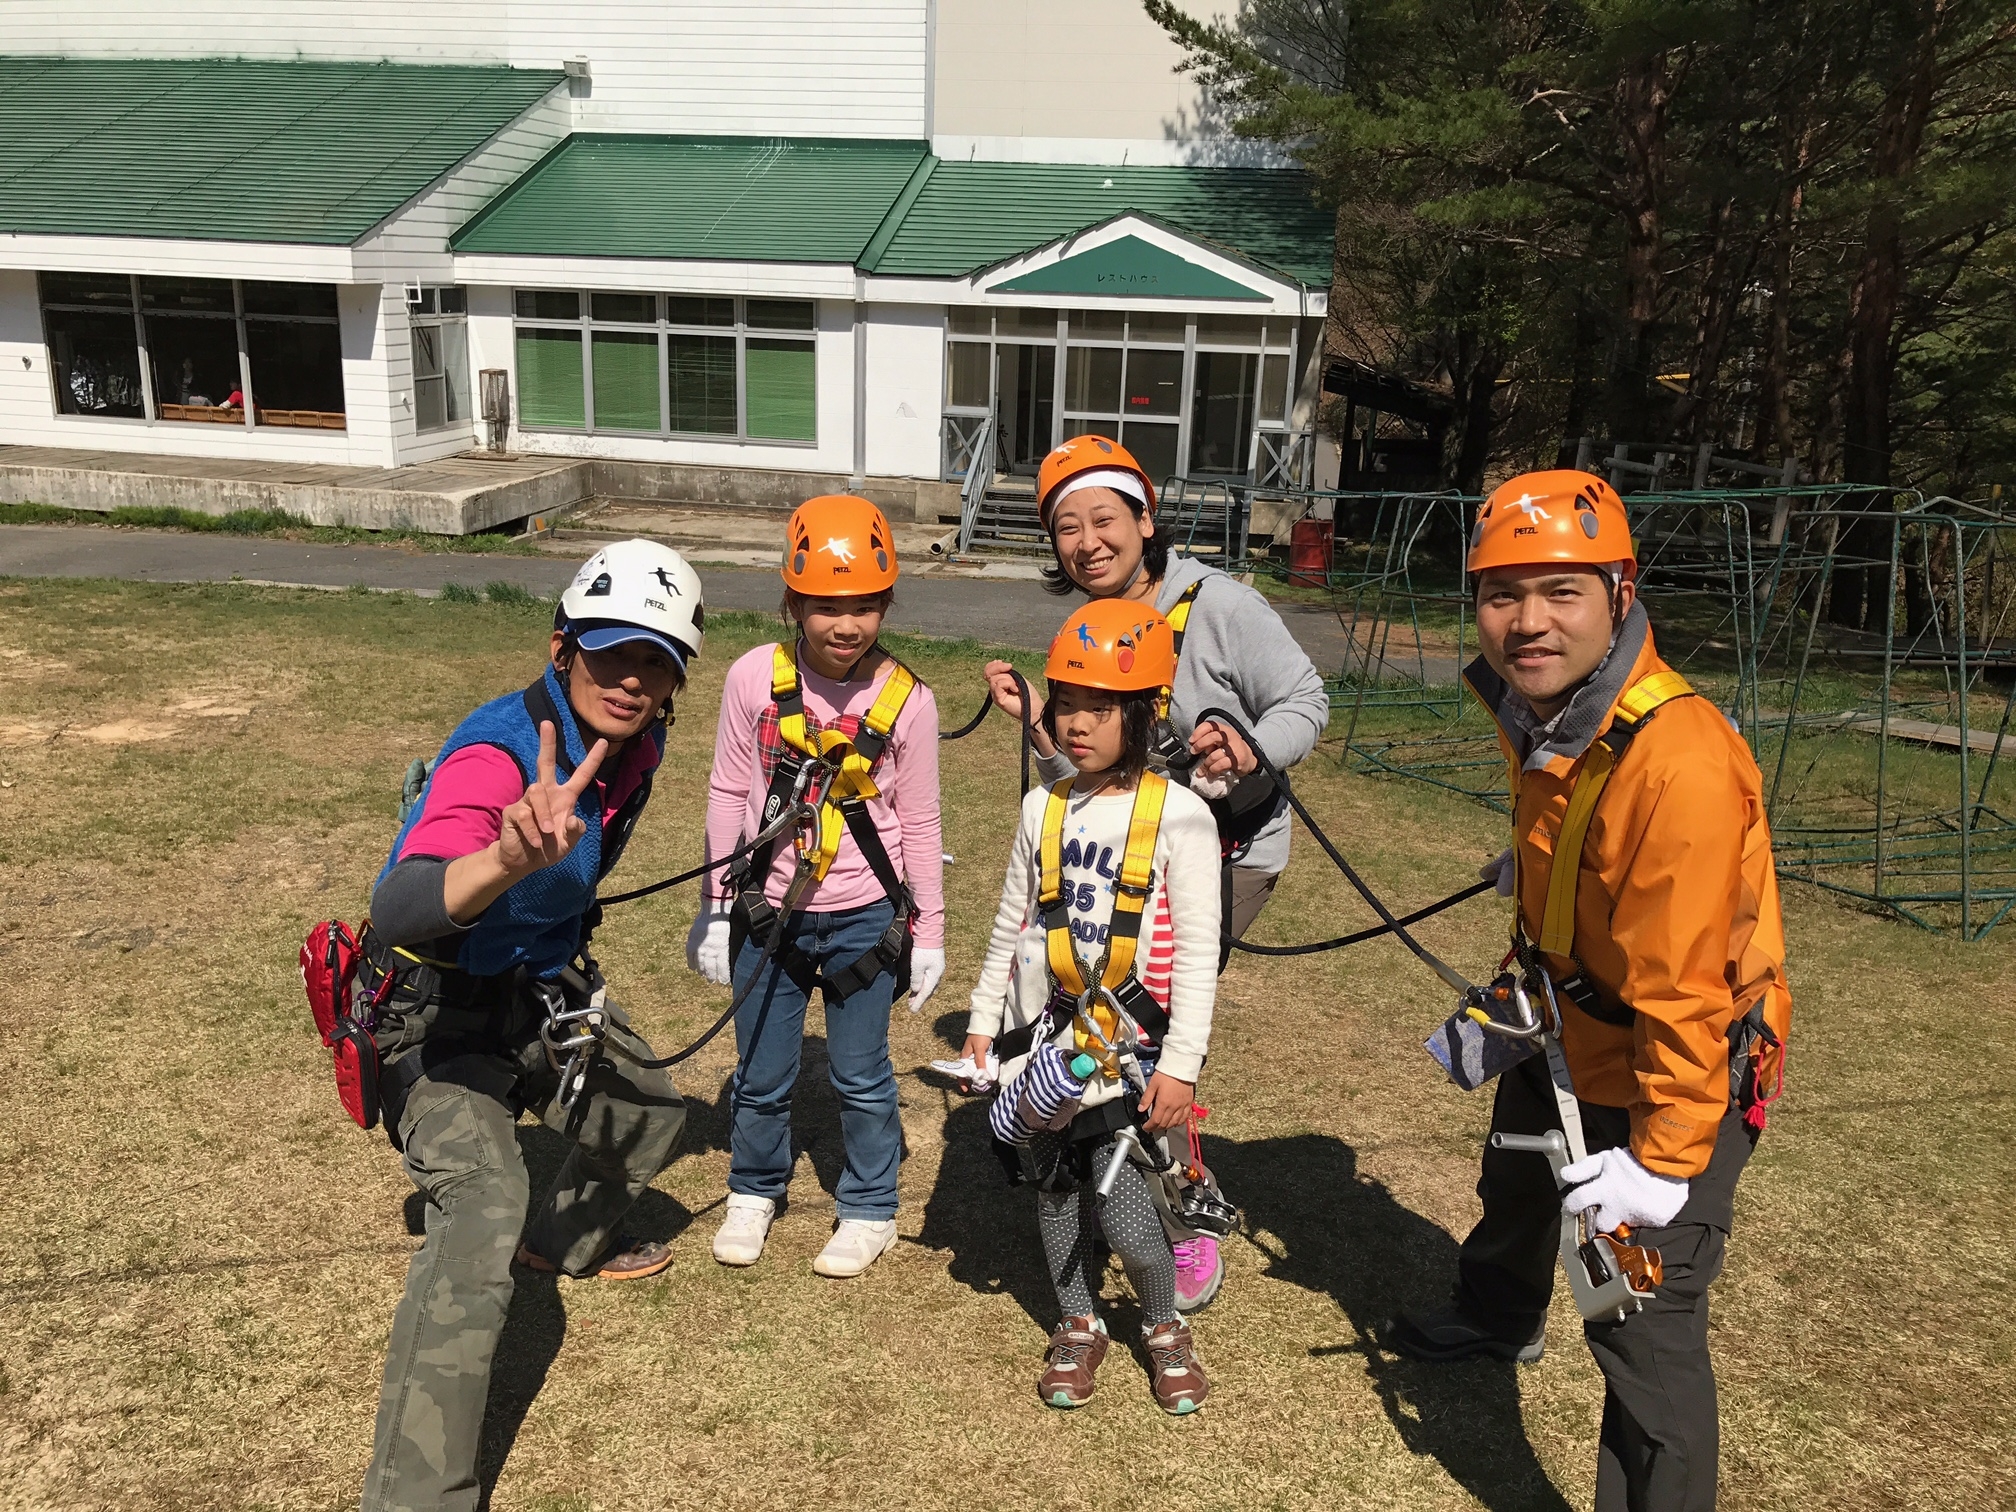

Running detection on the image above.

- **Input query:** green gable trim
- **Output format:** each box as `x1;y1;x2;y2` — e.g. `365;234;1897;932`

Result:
452;135;932;264
0;56;563;246
860;160;1334;288
993;235;1267;300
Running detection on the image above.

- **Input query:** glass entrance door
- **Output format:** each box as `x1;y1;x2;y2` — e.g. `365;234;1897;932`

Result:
996;342;1056;475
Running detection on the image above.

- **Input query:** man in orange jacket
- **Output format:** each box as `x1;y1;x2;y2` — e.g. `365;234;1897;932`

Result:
1392;470;1792;1511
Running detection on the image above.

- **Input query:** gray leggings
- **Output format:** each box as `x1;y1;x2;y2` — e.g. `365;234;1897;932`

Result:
1027;1129;1178;1327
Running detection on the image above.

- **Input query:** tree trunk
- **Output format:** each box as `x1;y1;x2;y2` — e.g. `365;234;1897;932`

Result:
1830;0;1948;628
1604;51;1673;441
1556;286;1603;466
1452;345;1505;495
1675;197;1759;447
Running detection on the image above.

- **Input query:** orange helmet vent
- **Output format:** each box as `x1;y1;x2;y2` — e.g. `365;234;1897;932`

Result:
782;494;899;595
1036;434;1158;531
1467;470;1636;575
1045;599;1176;692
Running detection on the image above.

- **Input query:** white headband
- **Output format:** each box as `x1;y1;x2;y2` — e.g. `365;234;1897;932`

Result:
1052;467;1150;512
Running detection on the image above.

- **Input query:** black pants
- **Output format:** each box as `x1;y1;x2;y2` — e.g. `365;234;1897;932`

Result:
1456;1052;1756;1512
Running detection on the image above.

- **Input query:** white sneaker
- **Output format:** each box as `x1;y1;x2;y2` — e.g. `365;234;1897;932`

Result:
812;1218;898;1278
711;1194;776;1267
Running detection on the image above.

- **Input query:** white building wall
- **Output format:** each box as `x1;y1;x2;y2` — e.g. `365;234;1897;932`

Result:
356;90;572;288
5;1;930;138
931;0;1274;166
862;303;945;481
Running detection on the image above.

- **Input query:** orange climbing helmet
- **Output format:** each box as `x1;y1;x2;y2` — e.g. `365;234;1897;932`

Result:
782;494;899;596
1045;599;1176;693
1036;434;1158;531
1467;470;1636;576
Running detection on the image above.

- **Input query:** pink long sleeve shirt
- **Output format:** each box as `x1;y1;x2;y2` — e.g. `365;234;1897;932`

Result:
704;643;945;948
400;738;661;861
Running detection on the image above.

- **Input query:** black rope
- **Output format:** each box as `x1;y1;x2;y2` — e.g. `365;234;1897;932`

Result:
940;693;993;740
1193;706;1481;995
1230;879;1493;956
596;825;778;907
939;666;1035;796
606;926;782;1069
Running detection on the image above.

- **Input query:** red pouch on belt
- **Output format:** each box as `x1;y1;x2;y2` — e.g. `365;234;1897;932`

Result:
299;920;383;1130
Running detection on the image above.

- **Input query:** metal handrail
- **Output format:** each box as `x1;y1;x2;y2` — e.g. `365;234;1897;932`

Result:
955;414;996;555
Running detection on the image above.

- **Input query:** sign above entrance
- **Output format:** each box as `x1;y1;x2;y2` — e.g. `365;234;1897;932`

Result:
990;235;1268;302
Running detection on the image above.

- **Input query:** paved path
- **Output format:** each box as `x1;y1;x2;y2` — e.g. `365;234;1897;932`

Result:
0;522;1368;667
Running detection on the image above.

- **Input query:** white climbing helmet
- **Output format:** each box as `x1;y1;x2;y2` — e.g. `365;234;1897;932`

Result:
557;539;705;669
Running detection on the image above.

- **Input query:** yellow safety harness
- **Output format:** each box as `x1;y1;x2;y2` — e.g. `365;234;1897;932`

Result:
1037;771;1171;1078
726;643;921;1002
1507;669;1694;1009
768;641;917;881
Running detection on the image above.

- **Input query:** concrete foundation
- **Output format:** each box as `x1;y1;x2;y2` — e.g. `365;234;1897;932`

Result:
587;460;961;522
0;445;967;534
0;445;592;534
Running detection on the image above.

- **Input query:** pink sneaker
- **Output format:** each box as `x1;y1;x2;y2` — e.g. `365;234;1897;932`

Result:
1172;1234;1224;1312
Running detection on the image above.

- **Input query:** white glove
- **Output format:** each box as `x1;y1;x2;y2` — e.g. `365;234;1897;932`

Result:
1481;846;1515;897
1560;1147;1689;1232
687;907;734;986
928;1051;999;1092
1189;769;1232;801
906;947;946;1012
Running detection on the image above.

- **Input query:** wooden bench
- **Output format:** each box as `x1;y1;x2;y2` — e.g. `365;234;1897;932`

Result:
159;403;243;424
155;404;347;430
257;409;347;430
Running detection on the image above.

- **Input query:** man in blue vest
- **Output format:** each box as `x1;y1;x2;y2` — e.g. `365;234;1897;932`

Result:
358;541;705;1512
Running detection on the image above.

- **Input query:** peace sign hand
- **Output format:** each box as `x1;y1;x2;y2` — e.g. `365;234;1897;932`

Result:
497;720;610;877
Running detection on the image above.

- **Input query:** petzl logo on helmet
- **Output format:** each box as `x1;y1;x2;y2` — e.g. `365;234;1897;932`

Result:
1510;494;1550;521
1076;622;1096;649
651;567;683;595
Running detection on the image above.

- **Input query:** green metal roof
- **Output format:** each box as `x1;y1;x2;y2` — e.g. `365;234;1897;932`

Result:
452;135;933;263
861;160;1335;287
450;137;1333;288
0;57;564;246
993;234;1269;301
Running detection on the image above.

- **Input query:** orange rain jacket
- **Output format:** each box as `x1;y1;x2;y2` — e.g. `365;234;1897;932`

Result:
1468;620;1794;1179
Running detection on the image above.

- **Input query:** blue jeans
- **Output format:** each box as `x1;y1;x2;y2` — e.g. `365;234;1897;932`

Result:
728;900;901;1220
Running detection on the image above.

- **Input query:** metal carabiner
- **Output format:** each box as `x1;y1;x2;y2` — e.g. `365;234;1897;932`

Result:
1466;972;1546;1040
538;976;607;1116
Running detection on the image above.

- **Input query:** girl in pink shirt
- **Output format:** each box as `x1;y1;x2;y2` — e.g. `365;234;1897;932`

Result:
687;495;945;1279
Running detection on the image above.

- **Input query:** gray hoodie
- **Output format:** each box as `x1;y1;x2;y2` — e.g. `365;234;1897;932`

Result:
1035;555;1332;874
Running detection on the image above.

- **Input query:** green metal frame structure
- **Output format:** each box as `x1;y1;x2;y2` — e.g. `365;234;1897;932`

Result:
1233;483;2016;937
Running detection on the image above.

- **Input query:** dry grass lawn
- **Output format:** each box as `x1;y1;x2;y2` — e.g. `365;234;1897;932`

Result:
0;578;2010;1512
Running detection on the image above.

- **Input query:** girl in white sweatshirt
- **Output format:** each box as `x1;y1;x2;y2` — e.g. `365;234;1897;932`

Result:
962;599;1221;1415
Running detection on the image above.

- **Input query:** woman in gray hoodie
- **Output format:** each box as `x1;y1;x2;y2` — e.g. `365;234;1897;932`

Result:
981;432;1332;1312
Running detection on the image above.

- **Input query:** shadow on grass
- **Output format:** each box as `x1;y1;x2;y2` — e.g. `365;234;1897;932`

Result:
466;1086;723;1509
913;1089;1567;1510
1213;1132;1570;1512
913;1010;1061;1330
913;1094;1061;1331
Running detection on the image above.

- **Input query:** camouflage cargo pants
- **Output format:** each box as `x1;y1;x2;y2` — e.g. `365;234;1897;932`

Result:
360;1012;685;1512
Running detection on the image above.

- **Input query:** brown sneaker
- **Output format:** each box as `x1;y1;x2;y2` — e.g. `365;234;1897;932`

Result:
1037;1315;1110;1408
1143;1320;1209;1415
515;1236;673;1281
